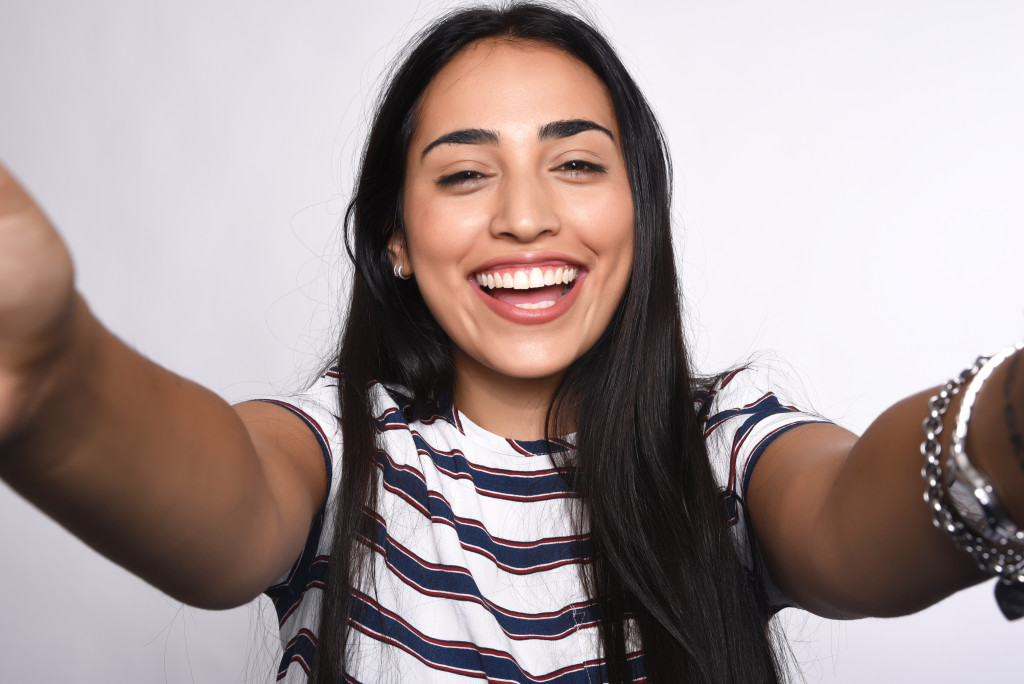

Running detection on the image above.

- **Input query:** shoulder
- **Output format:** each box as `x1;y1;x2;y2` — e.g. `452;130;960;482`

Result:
699;365;808;421
700;365;830;499
249;370;343;471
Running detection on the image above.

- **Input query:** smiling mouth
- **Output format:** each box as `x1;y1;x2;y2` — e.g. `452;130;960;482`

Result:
473;265;579;310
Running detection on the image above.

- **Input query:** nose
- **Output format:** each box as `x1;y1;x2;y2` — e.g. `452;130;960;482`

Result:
488;171;560;242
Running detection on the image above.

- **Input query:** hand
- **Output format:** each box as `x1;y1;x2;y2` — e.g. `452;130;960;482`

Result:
0;162;77;443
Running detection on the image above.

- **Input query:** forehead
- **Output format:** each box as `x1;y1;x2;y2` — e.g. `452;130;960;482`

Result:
413;39;619;141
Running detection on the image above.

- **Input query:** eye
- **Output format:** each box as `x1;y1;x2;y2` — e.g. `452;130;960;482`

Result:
557;159;607;177
435;170;486;187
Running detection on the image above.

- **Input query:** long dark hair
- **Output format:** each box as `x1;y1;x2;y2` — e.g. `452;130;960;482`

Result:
316;3;782;682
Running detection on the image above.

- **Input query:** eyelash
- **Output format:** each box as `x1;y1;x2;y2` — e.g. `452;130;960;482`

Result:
435;170;485;187
434;160;607;187
558;160;607;176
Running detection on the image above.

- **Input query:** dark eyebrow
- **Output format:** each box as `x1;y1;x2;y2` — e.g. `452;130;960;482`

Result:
420;128;500;159
538;119;615;142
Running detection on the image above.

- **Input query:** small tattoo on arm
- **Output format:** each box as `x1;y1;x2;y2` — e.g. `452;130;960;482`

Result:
1005;350;1024;471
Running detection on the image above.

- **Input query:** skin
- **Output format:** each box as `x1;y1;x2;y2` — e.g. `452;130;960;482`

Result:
395;40;634;439
0;170;325;608
751;380;1024;618
0;38;1023;625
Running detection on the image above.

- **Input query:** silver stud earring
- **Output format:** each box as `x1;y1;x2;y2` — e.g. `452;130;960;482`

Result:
394;263;411;280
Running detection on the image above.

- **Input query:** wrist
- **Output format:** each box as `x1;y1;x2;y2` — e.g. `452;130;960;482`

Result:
969;347;1024;527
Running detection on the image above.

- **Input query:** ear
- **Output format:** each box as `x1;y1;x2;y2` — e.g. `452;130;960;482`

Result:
387;234;412;277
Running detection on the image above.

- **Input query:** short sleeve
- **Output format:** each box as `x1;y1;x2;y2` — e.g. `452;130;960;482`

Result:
253;370;347;680
254;369;344;507
253;369;343;591
699;366;831;610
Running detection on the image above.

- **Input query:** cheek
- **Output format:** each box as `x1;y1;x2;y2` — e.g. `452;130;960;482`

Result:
578;187;635;269
403;193;485;271
401;198;483;335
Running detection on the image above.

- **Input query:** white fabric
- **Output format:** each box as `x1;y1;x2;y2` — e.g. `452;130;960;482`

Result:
262;366;824;683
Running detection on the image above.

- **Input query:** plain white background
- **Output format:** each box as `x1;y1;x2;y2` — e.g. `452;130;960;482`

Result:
1;0;1022;681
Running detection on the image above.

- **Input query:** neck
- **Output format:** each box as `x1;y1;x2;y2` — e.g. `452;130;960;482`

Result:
452;349;566;441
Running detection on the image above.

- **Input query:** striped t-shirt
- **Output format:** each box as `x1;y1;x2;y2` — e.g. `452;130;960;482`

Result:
261;367;823;682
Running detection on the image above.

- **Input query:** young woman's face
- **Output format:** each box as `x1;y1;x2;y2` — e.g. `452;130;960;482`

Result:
402;39;634;395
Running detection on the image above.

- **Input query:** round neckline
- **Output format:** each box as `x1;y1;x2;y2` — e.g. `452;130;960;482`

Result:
454;401;571;457
375;381;575;459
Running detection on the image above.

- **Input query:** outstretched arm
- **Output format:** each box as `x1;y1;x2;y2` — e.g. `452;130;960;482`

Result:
0;163;326;609
749;352;1024;618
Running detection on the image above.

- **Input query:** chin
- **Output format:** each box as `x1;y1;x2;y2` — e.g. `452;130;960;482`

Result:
490;361;570;382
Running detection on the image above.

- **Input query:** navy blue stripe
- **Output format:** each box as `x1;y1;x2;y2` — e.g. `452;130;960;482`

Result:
372;425;575;501
721;490;741;526
409;432;574;499
695;389;717;423
265;511;329;626
377;390;572;458
740;420;829;497
348;591;646;683
257;401;334;626
360;514;596;639
505;436;572;457
276;629;316;680
376;450;591;571
705;392;796;436
254;398;335;500
375;405;409;430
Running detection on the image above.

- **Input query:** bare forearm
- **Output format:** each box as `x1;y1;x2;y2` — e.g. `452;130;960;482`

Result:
809;390;985;616
0;298;287;608
752;350;1024;618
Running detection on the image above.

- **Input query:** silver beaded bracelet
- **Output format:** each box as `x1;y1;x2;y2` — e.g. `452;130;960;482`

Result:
921;344;1024;619
950;342;1024;546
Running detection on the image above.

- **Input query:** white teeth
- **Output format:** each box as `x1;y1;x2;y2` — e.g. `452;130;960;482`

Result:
475;266;579;290
514;300;556;310
528;267;544;288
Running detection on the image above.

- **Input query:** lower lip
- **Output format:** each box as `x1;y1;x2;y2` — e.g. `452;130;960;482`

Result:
470;272;586;325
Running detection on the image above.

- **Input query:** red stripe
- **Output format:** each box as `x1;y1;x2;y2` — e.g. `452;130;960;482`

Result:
359;537;598;640
507;439;541;457
719;367;746;388
378;445;574;503
362;505;585;577
376;406;402;420
349;590;626;683
741;392;778;410
376;466;583;549
409;439;563;477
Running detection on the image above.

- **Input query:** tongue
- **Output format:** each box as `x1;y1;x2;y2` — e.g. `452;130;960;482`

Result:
489;284;564;306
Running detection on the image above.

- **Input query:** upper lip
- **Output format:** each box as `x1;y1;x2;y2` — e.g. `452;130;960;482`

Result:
470;251;583;275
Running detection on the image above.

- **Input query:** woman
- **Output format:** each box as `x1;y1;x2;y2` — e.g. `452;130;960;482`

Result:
1;2;1021;682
